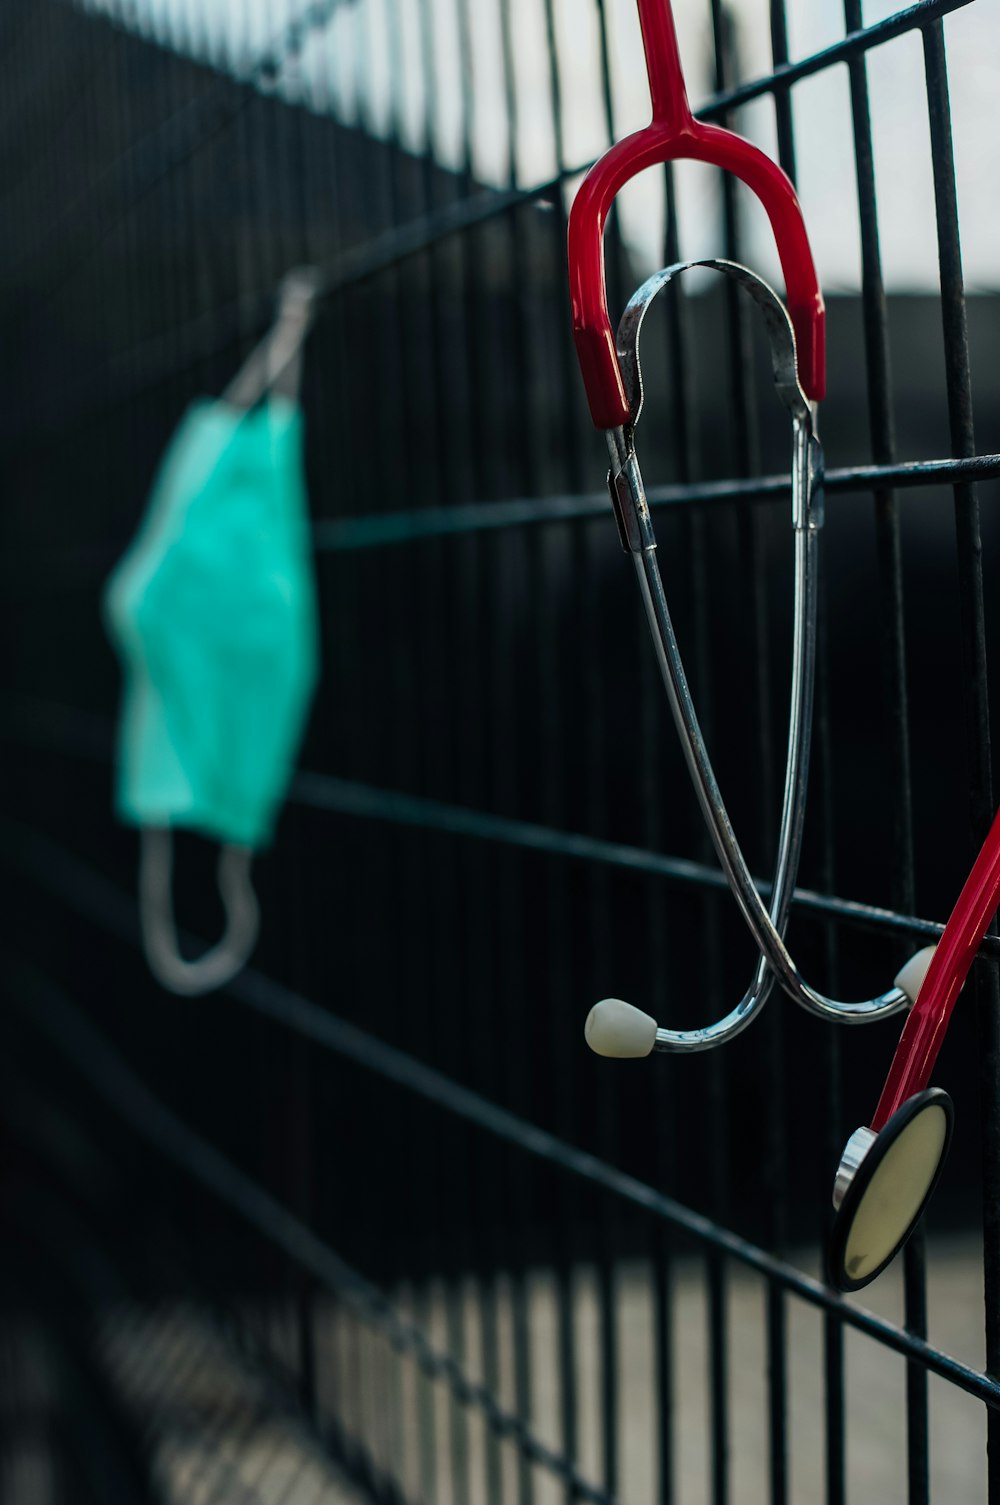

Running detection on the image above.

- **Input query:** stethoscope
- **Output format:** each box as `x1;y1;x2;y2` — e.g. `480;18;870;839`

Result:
567;0;1000;1288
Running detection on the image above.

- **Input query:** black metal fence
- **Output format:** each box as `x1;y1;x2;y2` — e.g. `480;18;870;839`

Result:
2;0;1000;1501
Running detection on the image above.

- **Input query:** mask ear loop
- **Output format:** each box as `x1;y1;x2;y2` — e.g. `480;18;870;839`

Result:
223;266;322;410
138;266;320;996
139;830;260;997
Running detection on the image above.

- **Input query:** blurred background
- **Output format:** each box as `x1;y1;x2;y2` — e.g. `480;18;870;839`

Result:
2;0;1000;1501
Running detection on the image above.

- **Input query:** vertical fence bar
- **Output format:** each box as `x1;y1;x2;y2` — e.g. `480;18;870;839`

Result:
922;21;1000;1505
651;158;700;1505
842;4;928;1502
560;2;626;1495
537;2;597;1498
495;12;542;1505
451;5;509;1503
708;7;771;1502
817;546;847;1505
410;7;456;1500
761;10;809;1504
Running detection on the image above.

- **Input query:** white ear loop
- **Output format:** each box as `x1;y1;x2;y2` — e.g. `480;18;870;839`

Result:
139;828;260;996
223;266;321;410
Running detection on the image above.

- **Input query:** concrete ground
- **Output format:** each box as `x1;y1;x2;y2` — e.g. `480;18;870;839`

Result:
71;1231;988;1504
364;1232;989;1505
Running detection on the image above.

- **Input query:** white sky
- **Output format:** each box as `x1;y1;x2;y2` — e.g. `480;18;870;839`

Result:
81;0;1000;292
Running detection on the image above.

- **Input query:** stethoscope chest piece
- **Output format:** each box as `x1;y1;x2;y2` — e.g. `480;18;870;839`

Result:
828;1087;953;1292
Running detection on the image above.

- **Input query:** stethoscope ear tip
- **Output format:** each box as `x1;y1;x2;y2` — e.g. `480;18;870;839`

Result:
894;945;938;1006
828;1087;953;1292
585;998;658;1058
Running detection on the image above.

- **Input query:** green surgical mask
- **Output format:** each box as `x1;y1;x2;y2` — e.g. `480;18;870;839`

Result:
105;395;318;845
103;276;320;993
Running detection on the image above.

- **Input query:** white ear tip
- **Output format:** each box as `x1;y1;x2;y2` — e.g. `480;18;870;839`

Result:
894;946;938;1006
584;998;658;1058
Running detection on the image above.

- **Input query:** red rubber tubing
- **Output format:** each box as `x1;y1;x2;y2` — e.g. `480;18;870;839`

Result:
567;0;825;430
872;804;1000;1131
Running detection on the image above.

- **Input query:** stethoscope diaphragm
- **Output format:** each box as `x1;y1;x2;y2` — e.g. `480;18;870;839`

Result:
828;1088;953;1292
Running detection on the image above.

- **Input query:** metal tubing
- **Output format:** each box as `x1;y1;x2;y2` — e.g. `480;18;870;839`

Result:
608;261;908;1033
624;438;907;1025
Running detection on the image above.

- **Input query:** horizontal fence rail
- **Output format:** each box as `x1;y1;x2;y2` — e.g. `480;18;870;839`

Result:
5;704;1000;957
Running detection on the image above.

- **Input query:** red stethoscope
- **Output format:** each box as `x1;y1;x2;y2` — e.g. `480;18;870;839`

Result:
567;0;1000;1289
829;812;1000;1289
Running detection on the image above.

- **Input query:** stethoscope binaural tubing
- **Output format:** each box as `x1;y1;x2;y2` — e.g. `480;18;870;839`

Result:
611;262;910;1045
599;261;814;1052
